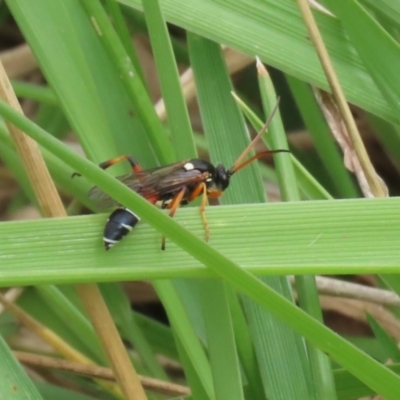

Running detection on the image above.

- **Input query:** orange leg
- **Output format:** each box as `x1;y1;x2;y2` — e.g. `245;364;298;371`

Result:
187;182;209;243
72;155;142;178
161;188;187;250
98;155;142;173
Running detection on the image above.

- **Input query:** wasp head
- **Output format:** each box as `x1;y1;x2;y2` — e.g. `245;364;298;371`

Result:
205;164;231;198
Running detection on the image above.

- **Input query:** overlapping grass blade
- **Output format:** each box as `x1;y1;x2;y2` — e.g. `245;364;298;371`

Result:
188;34;245;400
189;35;310;399
2;96;400;396
142;0;195;158
120;0;397;124
324;0;400;120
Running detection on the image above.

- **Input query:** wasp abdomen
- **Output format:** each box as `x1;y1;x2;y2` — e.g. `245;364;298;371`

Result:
103;208;140;250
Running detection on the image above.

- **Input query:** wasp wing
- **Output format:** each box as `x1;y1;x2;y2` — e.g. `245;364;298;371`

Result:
89;161;207;209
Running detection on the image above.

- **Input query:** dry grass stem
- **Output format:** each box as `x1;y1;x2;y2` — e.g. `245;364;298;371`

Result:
15;351;191;397
0;287;24;316
296;0;386;197
320;296;400;340
290;276;400;308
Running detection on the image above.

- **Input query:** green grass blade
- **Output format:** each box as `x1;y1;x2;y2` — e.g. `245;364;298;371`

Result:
226;289;265;399
366;313;400;363
3;198;400;281
0;334;43;399
368;114;400;173
0;127;94;210
324;0;400;118
154;281;214;399
189;34;310;399
200;281;244;400
11;81;58;106
99;283;168;379
334;364;400;400
103;0;148;92
187;33;245;399
142;0;196;159
35;382;97;400
360;0;400;27
79;0;174;164
134;312;178;360
0;126;36;203
120;0;397;125
257;65;299;200
188;36;265;203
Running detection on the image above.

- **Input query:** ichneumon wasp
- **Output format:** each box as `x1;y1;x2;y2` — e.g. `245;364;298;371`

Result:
86;101;289;250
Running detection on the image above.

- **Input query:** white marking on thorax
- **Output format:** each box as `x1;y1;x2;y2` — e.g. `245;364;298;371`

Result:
183;162;195;171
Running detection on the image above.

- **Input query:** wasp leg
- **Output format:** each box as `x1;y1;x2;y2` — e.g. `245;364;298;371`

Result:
98;155;142;173
72;155;142;178
161;187;187;250
188;182;209;242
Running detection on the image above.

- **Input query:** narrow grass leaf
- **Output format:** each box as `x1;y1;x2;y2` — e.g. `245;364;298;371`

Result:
367;114;400;173
225;288;265;399
35;382;97;400
188;33;260;399
134;312;178;360
334;364;400;400
366;313;400;363
0;334;43;399
233;92;333;200
286;75;358;198
103;0;148;91
259;67;336;399
11;81;58;106
324;0;400;118
154;281;214;400
200;281;244;400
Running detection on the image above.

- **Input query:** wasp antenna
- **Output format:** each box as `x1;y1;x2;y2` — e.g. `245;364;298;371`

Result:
230;149;290;175
230;98;281;174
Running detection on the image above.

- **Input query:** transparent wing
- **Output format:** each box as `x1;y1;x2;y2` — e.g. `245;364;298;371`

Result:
88;161;206;209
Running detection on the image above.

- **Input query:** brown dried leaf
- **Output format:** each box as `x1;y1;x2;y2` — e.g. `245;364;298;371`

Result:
314;89;388;197
320;295;400;340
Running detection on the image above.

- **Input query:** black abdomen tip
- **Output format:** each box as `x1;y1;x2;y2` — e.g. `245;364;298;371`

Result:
103;208;140;249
